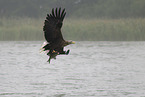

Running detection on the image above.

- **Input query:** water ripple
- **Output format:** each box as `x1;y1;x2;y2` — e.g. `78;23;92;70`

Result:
0;41;145;97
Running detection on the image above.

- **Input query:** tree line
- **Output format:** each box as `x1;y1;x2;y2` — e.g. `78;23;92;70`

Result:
0;0;145;18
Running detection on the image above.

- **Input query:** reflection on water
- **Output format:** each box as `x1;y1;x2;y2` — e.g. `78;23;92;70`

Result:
0;41;145;97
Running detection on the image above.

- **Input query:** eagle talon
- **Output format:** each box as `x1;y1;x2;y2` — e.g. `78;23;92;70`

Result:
66;49;70;55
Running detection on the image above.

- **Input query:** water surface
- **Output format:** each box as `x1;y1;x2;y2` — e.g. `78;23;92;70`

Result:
0;41;145;97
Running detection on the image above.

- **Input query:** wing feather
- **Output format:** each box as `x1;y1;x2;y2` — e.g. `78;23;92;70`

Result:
58;8;61;17
55;8;58;17
61;9;66;21
43;7;66;43
52;8;55;17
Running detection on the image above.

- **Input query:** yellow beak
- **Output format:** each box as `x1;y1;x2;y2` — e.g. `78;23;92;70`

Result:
71;41;75;44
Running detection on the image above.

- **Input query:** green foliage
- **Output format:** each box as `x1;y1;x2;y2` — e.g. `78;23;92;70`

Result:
0;17;145;41
0;17;43;41
1;0;145;41
63;18;145;41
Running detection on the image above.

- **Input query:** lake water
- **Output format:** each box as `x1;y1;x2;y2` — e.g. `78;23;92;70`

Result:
0;41;145;97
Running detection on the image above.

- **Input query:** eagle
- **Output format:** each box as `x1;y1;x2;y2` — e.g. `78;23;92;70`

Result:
40;8;75;63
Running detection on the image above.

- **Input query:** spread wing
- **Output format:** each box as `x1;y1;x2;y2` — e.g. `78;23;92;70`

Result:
43;8;66;43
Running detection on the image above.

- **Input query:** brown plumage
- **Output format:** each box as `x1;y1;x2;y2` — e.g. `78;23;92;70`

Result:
40;7;75;63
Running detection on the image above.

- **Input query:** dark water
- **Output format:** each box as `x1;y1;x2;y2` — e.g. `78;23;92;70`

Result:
0;41;145;97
